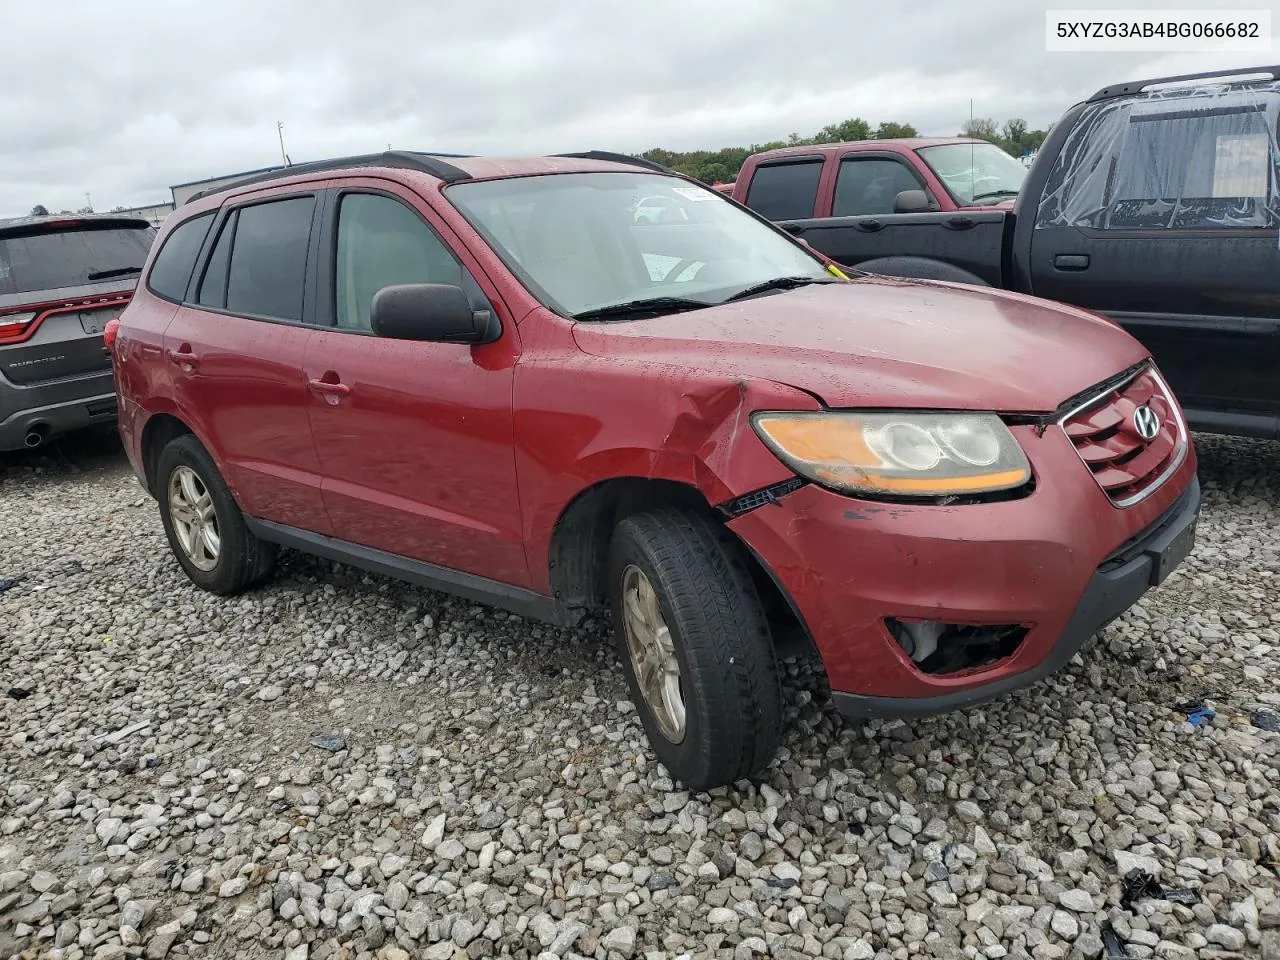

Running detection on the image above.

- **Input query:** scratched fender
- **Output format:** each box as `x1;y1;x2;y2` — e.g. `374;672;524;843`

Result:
513;314;821;593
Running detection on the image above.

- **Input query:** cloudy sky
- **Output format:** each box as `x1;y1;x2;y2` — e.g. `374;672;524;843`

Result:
2;0;1274;216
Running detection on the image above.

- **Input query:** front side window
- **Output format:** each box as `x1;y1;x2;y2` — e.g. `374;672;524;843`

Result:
832;158;927;216
334;193;468;331
446;172;833;318
916;142;1027;206
224;196;315;321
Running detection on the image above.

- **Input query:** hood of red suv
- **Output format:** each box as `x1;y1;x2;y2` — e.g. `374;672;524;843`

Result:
570;276;1149;413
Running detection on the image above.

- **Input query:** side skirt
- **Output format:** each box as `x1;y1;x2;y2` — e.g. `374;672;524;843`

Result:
244;516;574;627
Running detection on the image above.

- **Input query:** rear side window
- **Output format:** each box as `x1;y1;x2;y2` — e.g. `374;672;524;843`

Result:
1037;90;1280;230
833;158;926;216
147;213;214;301
225;196;316;321
0;223;157;297
744;160;823;220
1108;108;1276;228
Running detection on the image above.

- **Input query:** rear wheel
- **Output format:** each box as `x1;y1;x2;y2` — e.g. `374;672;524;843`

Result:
156;435;275;595
608;508;782;790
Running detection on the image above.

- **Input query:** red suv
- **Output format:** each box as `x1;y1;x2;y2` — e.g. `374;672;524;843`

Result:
110;151;1199;790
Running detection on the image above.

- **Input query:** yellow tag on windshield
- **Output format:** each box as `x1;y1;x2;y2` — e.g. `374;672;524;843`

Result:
826;263;850;280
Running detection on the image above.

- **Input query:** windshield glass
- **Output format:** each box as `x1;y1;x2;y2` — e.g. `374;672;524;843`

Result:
446;172;831;317
916;142;1028;205
0;224;154;296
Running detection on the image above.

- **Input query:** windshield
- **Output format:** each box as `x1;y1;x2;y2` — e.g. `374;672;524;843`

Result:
916;142;1028;205
446;172;832;317
0;223;154;296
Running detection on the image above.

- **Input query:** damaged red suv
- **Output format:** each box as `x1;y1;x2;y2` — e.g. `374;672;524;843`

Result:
110;151;1199;790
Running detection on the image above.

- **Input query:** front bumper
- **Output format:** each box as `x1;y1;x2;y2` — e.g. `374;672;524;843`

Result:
832;475;1199;717
726;423;1200;714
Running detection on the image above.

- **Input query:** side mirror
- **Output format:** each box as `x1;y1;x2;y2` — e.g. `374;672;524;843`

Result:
370;283;499;344
893;189;935;214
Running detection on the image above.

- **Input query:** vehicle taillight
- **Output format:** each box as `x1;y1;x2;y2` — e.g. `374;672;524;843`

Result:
104;317;121;351
0;312;36;343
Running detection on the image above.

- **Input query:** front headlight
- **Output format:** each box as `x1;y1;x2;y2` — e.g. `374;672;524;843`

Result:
751;411;1031;498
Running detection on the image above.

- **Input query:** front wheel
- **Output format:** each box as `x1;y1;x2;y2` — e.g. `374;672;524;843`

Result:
155;435;276;595
608;508;782;790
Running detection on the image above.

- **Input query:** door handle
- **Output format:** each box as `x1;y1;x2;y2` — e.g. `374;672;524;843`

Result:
1053;254;1091;271
166;347;200;370
944;216;975;230
308;378;351;403
856;219;883;232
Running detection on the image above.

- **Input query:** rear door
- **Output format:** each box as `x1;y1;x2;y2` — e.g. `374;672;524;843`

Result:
742;157;826;220
302;181;528;585
164;189;334;533
1029;90;1280;438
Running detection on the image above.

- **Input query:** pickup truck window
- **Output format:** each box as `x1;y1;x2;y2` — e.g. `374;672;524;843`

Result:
447;172;830;317
916;143;1027;206
744;160;823;220
1037;87;1280;230
833;158;928;216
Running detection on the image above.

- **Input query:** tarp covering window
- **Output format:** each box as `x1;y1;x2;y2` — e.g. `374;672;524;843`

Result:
1035;81;1280;231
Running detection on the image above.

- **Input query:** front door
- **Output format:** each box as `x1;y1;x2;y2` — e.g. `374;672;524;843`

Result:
1028;90;1280;437
165;191;334;533
303;184;528;586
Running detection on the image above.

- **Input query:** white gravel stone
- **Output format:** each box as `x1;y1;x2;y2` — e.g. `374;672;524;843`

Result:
601;925;638;957
1058;889;1095;912
0;432;1276;960
955;800;984;823
1205;924;1246;950
1050;910;1079;940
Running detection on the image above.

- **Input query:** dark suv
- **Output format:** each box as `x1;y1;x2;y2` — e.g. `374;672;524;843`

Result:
0;214;155;450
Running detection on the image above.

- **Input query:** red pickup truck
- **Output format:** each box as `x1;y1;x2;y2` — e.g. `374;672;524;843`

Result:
728;137;1026;219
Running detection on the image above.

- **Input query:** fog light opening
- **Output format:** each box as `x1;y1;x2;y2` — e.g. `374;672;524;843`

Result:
887;619;1028;676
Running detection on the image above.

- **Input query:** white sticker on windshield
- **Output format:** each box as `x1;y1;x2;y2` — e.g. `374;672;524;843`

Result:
672;186;711;202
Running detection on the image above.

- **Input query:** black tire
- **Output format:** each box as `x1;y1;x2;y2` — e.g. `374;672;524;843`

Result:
155;434;276;595
607;508;782;790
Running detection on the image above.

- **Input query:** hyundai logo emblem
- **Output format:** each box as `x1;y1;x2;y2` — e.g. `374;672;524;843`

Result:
1133;405;1160;441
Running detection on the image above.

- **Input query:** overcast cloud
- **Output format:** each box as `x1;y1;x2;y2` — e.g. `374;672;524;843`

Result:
2;0;1275;215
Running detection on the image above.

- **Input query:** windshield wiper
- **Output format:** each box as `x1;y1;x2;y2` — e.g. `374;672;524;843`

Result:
87;266;143;280
969;189;1020;202
572;296;714;322
722;275;835;303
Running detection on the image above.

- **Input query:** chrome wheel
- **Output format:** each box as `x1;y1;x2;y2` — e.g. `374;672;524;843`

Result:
620;564;685;743
167;465;220;572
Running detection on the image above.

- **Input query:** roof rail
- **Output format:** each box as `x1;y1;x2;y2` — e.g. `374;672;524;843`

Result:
1088;64;1280;102
552;150;676;174
182;151;474;205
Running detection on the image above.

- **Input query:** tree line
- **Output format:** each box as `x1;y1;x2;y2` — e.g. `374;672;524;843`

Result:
641;116;1049;185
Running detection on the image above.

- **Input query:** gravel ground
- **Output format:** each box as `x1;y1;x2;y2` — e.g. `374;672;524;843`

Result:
1;429;1278;960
